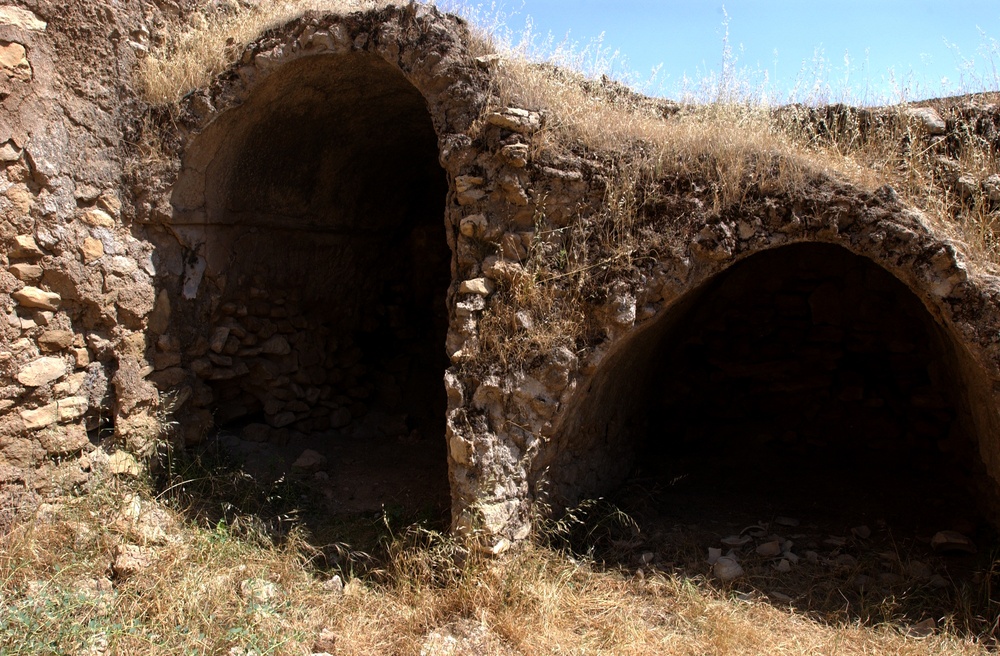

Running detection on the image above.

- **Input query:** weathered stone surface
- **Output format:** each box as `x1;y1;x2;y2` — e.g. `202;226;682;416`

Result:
0;140;20;161
984;174;1000;203
147;290;171;334
108;451;141;477
260;335;291;355
37;423;89;455
0;41;30;81
112;544;155;578
13;287;60;310
4;2;1000;552
209;326;230;353
81;237;104;263
80;208;115;227
459;214;487;238
459;278;494;296
38;330;74;352
905;107;947;135
487;108;542;134
10;235;42;259
0;6;47;30
21;403;57;430
8;263;42;282
17;357;67;387
291;449;327;473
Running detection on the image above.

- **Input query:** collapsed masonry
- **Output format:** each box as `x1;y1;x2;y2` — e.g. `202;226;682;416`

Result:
3;2;1000;541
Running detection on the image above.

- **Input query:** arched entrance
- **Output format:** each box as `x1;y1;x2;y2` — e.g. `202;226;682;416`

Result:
550;242;990;532
171;52;452;516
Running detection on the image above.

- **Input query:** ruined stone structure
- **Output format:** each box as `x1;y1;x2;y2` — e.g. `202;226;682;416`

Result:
4;2;1000;543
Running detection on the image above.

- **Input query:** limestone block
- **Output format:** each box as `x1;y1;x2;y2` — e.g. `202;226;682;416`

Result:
8;263;42;282
209;326;230;353
904;107;947;135
0;41;31;81
0;141;20;161
108;451;141;477
10;235;42;259
487;108;542;134
13;286;60;310
81;237;104;263
53;371;86;396
147;290;171;335
57;396;88;422
38;330;74;352
16;356;66;387
112;544;155;578
500;143;529;167
73;347;91;369
96;191;122;218
0;7;47;30
80;208;115;227
260;334;291;355
459;214;487;238
459;278;495;296
291;449;327;473
21;403;58;430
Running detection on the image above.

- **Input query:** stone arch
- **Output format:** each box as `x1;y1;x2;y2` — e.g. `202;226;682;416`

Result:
538;205;1000;526
155;6;486;519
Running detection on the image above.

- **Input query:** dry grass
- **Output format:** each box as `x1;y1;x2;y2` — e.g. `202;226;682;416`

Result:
138;0;395;104
0;475;994;655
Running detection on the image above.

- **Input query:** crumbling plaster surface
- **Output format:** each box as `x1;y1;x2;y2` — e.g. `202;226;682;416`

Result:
3;2;1000;541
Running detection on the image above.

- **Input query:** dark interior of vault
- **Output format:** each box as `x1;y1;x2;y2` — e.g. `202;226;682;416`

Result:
621;243;989;536
194;53;451;518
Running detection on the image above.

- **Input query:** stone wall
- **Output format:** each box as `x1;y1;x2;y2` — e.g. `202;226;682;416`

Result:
3;2;1000;544
1;1;160;498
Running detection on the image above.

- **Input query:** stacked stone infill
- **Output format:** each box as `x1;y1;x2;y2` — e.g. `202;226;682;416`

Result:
158;288;415;446
1;3;160;494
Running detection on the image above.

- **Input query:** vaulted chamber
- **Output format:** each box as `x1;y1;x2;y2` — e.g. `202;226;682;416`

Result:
548;243;992;529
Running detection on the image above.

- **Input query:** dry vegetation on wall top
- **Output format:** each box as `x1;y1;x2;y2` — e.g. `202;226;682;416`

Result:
136;0;1000;368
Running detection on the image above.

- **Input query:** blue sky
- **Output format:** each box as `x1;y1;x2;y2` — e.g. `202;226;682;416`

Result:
445;1;1000;104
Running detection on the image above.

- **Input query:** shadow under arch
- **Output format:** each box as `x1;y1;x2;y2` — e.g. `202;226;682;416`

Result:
165;50;452;533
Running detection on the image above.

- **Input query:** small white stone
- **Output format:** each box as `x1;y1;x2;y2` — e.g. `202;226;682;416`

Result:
291;449;327;473
458;278;494;296
713;556;744;581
